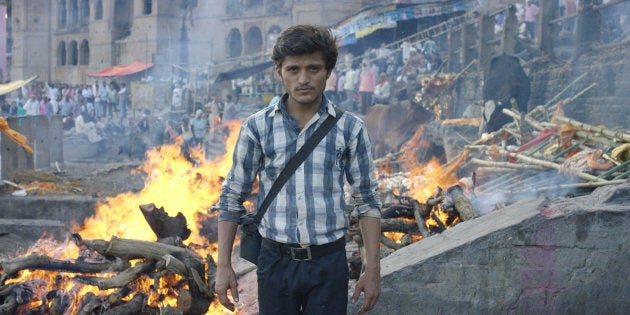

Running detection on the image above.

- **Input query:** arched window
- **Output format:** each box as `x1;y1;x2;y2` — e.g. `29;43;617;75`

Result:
57;0;67;29
80;0;90;25
79;40;89;65
58;41;67;66
227;28;242;58
69;40;78;65
245;0;263;10
69;0;78;28
244;26;262;55
267;25;282;52
95;0;103;20
143;0;153;15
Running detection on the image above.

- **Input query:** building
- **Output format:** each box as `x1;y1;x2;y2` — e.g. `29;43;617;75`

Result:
6;0;379;86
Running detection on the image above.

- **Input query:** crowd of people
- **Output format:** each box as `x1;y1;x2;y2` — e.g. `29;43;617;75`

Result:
0;80;130;132
322;35;443;115
0;78;244;161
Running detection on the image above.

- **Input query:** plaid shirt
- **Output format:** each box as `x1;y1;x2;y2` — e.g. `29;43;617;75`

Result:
216;94;381;245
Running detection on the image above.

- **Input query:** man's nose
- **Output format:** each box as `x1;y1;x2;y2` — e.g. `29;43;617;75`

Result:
297;70;310;83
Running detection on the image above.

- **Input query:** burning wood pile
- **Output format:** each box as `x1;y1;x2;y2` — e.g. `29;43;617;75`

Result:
362;73;630;267
0;204;217;314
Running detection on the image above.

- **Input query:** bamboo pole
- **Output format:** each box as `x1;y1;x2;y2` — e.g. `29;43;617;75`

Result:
498;149;607;182
543;72;588;108
554;116;630;142
502;108;546;130
470;158;546;170
509;179;628;194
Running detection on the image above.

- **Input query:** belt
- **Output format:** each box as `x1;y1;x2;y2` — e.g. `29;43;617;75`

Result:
261;237;346;261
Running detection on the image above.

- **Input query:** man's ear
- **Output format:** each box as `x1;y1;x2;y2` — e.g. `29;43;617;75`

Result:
275;65;282;79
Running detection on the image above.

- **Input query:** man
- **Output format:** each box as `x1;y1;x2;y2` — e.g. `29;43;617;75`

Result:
524;0;539;41
214;24;382;314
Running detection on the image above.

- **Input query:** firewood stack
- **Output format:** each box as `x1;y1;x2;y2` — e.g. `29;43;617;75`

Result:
0;203;216;315
347;184;478;278
467;76;630;202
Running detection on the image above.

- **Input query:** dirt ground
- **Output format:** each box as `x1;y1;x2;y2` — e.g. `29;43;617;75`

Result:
0;161;147;198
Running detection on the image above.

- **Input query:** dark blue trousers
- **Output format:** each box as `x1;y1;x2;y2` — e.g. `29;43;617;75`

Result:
257;242;349;315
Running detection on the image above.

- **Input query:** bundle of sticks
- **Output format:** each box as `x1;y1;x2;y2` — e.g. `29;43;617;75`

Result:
469;75;630;198
0;203;216;315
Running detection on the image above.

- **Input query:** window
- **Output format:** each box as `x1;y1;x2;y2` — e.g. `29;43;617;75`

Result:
69;40;78;65
80;0;90;25
58;41;67;66
143;0;153;15
57;0;67;29
227;28;242;58
80;40;89;65
95;0;103;20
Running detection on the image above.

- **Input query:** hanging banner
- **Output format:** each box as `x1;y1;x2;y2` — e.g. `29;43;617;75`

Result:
333;1;480;45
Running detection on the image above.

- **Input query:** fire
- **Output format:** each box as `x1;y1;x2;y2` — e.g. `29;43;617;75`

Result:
4;120;244;314
380;123;462;238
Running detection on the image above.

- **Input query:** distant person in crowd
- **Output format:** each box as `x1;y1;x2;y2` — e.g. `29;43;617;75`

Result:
23;95;39;116
137;111;150;134
373;73;392;105
190;109;206;147
16;103;25;126
343;64;359;111
59;94;74;117
421;36;439;59
222;95;240;122
118;82;130;119
336;69;346;103
107;82;118;118
45;82;59;103
325;69;338;104
44;97;54;118
96;80;107;118
524;0;539;40
377;42;391;73
358;60;376;114
172;83;183;109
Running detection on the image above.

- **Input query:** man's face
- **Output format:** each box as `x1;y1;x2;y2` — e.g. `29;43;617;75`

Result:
276;52;330;108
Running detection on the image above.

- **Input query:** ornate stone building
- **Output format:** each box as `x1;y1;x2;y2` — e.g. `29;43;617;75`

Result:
7;0;376;85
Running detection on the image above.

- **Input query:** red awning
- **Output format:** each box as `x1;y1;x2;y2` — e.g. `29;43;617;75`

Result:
87;61;154;77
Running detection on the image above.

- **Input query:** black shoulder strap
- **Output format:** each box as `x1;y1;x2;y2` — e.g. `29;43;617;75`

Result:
254;107;345;224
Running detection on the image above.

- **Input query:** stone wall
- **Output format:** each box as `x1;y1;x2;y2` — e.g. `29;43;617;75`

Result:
349;183;630;314
529;41;630;130
452;40;630;131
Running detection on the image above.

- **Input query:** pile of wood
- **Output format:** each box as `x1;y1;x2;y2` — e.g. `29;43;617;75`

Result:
348;182;478;277
0;204;216;315
467;76;630;199
359;72;629;271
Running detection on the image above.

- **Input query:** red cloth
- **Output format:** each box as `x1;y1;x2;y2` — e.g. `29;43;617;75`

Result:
513;126;559;153
87;61;154;77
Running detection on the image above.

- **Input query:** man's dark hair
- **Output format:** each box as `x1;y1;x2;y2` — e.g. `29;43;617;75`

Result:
271;24;338;72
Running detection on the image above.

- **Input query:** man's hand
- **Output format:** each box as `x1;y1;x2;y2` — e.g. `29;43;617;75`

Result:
352;267;381;314
215;265;239;311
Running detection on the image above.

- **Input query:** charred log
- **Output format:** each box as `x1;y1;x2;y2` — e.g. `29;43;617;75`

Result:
443;185;479;221
0;254;131;283
102;293;146;315
380;219;417;233
140;203;192;241
381;204;416;219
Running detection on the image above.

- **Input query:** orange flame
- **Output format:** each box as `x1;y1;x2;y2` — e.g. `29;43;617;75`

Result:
6;120;244;314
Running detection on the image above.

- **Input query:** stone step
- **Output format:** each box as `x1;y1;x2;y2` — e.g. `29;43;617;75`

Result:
0;196;97;223
0;218;67;242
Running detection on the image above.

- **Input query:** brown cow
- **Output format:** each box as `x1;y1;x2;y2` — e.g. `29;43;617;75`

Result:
365;102;432;158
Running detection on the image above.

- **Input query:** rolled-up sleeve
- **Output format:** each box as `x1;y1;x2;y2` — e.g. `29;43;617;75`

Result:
347;123;382;218
215;120;262;222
